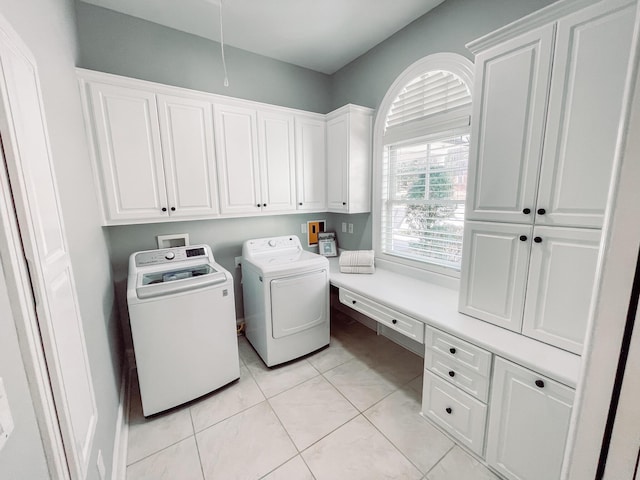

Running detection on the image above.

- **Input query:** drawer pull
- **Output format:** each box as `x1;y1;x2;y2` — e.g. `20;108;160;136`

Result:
445;407;452;414
448;370;455;377
352;300;356;305
535;379;545;388
392;319;397;325
449;347;456;354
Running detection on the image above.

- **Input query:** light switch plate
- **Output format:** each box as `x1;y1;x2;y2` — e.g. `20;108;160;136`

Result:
0;377;15;452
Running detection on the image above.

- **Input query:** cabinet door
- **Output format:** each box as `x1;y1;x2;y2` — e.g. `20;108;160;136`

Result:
214;104;261;215
466;24;554;223
295;116;326;211
522;226;601;353
88;82;168;221
487;357;574;480
459;221;531;332
535;0;636;228
257;111;297;213
326;115;348;212
157;94;219;218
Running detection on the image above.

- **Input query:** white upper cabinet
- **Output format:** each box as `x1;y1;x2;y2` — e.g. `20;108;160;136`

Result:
535;0;636;228
466;24;554;224
84;80;220;223
214;103;262;215
87;82;169;221
157;94;219;218
326;105;373;213
295;115;327;211
486;357;575;480
257;110;297;213
215;104;297;215
522;226;601;352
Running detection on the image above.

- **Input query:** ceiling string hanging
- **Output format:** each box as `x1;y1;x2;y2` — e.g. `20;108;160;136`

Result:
219;0;229;87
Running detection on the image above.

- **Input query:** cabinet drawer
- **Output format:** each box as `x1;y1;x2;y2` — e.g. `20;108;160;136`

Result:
421;371;487;456
425;351;490;402
339;288;424;343
425;326;491;376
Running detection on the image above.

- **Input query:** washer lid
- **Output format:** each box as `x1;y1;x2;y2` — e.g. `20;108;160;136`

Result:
243;249;328;276
135;263;227;299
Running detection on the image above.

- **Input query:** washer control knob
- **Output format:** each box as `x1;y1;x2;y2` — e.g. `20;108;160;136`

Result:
268;239;277;247
165;251;175;260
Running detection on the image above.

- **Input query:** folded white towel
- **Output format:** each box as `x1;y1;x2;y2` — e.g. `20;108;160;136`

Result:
339;265;375;274
339;250;375;273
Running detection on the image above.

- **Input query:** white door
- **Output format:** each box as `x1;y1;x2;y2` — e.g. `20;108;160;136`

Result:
295;115;326;211
522;226;601;353
270;270;327;338
214;104;261;215
487;357;574;480
535;0;636;229
87;82;168;221
157;94;219;218
326;115;348;212
257;111;297;213
466;24;554;224
459;221;531;332
0;32;97;479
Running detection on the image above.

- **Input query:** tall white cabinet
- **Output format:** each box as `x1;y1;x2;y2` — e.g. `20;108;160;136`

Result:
326;104;373;213
460;0;636;354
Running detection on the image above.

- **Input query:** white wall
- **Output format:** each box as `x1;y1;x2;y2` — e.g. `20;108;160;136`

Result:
0;1;122;478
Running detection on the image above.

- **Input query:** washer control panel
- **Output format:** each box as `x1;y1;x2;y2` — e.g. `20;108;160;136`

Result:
243;236;301;256
135;245;209;267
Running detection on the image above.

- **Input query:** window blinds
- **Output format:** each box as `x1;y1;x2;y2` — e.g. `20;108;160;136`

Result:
386;71;471;131
381;133;469;269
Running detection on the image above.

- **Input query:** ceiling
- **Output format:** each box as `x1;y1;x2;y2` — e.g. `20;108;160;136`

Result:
79;0;445;74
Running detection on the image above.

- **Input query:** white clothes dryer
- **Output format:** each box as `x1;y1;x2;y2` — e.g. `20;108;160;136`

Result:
127;244;239;416
242;235;329;367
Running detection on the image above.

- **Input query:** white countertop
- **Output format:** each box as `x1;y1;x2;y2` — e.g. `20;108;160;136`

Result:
328;258;581;388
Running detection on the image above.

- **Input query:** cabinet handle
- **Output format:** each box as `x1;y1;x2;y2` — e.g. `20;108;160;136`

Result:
448;370;455;377
161;207;167;212
263;203;267;207
299;202;303;206
392;319;397;325
534;236;543;243
352;300;356;305
537;208;546;215
523;208;531;214
535;379;545;388
445;407;452;414
256;204;261;208
342;202;347;206
519;235;527;241
449;347;456;354
170;207;176;211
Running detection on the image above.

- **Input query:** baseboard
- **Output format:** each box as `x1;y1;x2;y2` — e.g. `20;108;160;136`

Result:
110;366;132;480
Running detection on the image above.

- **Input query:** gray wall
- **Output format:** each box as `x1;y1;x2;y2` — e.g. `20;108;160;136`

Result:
75;1;333;114
0;1;121;479
329;0;556;250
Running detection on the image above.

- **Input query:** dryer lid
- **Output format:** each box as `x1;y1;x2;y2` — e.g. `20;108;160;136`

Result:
243;249;328;276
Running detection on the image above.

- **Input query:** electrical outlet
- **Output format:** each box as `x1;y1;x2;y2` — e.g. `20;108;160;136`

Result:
0;378;14;452
97;449;106;480
348;223;354;234
234;256;242;268
301;223;306;234
342;222;347;233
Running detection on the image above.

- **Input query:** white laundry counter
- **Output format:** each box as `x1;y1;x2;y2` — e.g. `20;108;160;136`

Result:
328;258;581;388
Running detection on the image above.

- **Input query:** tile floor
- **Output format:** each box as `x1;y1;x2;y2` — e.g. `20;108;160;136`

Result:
125;311;500;480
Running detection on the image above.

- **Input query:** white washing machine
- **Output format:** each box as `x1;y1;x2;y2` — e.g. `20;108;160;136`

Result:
242;235;330;367
127;244;239;416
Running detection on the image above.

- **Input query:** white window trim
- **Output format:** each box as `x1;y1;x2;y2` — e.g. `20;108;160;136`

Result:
372;53;474;280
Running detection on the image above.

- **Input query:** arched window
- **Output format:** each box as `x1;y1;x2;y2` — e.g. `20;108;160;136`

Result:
373;53;473;276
